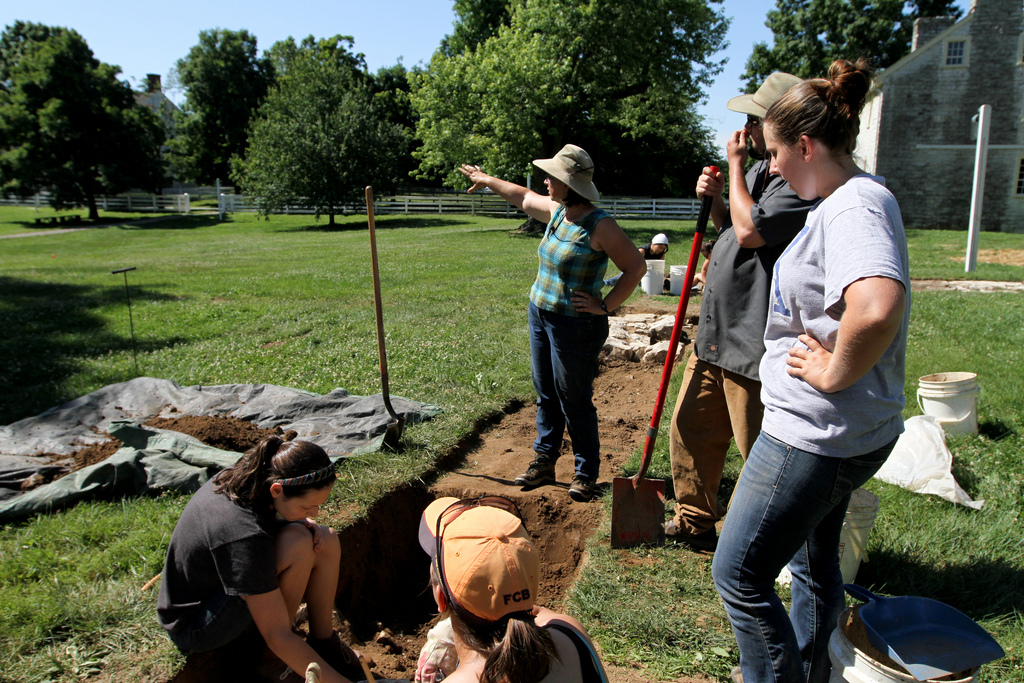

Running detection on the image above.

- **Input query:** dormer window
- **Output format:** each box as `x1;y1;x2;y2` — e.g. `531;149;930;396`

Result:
945;39;967;66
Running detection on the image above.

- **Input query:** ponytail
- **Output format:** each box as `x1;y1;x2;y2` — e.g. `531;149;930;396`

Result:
448;611;558;683
765;57;875;155
214;436;335;511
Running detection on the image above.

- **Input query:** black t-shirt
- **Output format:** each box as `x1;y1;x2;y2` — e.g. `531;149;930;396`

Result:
639;243;665;260
695;160;816;380
157;478;280;632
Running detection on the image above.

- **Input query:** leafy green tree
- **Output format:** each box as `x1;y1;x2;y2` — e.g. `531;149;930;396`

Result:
0;21;165;219
170;29;274;185
741;0;963;89
234;38;408;225
410;0;729;197
440;0;514;56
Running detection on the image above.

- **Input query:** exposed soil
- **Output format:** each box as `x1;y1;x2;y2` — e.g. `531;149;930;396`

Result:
59;302;703;682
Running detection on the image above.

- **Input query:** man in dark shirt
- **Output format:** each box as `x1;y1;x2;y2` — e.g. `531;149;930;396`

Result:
667;73;817;550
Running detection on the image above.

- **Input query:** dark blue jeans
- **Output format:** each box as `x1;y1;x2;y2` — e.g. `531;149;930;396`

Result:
711;432;896;683
528;302;608;480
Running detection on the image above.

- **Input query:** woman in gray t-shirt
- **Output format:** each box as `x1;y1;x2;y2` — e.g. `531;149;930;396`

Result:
711;59;910;683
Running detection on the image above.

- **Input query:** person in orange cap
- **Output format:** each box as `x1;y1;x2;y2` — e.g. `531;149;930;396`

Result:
416;495;609;683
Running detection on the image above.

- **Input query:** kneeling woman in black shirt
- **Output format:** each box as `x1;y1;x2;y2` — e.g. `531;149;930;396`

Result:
158;436;361;683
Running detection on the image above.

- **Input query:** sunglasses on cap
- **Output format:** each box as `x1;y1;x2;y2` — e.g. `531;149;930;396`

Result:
746;115;763;129
434;495;527;624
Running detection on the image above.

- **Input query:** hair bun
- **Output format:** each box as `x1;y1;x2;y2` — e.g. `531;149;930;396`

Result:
826;58;874;121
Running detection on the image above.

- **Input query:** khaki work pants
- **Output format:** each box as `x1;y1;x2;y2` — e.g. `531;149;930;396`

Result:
669;352;764;536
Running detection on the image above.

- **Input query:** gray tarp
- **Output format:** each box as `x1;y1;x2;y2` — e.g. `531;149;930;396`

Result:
0;378;442;522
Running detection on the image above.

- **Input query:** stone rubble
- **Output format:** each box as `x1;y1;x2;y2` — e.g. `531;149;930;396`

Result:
601;313;692;365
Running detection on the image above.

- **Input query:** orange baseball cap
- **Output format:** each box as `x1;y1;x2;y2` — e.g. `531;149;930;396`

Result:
419;496;540;623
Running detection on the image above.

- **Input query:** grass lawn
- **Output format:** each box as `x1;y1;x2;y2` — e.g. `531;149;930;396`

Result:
1;205;1022;682
0;206;176;237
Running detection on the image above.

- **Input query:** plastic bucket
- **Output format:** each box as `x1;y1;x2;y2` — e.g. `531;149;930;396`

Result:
838;488;879;585
641;260;666;296
828;607;979;683
668;266;686;295
917;372;979;436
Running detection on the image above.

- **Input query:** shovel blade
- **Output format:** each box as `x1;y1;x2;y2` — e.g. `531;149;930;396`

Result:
610;475;666;548
381;416;405;451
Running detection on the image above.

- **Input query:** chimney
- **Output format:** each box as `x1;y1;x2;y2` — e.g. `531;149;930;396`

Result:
146;74;162;92
912;16;957;51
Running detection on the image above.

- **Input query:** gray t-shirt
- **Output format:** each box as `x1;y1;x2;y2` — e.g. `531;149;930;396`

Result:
760;175;910;458
695;160;816;380
157;478;279;632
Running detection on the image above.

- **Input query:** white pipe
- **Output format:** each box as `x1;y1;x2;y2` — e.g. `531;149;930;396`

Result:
966;104;991;273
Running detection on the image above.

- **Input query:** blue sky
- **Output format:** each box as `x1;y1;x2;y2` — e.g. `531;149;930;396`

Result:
2;0;971;158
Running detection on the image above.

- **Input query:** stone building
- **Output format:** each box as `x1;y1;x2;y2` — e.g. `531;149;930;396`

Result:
855;0;1024;232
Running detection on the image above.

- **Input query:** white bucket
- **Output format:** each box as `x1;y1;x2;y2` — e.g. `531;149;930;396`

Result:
668;265;687;295
641;259;665;296
838;488;879;585
917;372;979;436
828;607;978;683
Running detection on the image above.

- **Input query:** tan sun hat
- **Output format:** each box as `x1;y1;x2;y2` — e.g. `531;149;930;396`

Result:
532;144;600;202
727;72;803;118
419;496;540;624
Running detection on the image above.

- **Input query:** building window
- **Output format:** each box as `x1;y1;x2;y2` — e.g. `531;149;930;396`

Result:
1017;158;1024;196
945;40;967;66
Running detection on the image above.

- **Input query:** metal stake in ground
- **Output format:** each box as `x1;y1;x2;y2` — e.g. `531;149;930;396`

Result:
111;267;140;376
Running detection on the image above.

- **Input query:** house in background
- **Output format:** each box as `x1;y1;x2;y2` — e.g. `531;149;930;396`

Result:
856;0;1024;232
134;74;179;186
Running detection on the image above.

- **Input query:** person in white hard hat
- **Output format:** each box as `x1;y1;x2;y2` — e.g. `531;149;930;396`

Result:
603;232;669;287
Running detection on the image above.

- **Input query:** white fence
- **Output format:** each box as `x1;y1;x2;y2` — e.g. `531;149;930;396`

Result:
1;191;190;213
3;189;705;220
217;192;704;220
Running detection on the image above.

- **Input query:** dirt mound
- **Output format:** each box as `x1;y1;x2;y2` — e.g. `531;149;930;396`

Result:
144;415;289;453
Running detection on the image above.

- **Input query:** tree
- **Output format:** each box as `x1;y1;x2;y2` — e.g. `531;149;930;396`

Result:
169;29;274;185
439;0;514;56
234;37;409;225
0;21;165;219
410;0;730;197
741;0;964;89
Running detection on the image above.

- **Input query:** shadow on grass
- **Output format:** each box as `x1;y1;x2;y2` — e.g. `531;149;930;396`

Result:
114;215;222;230
856;548;1024;621
0;276;186;425
275;215;464;232
979;418;1016;440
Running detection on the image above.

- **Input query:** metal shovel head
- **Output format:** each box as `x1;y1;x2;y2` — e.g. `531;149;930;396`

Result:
610;475;666;548
845;584;1005;680
381;415;405;451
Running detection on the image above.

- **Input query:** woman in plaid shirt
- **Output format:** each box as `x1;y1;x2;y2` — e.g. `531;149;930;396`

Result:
458;144;645;502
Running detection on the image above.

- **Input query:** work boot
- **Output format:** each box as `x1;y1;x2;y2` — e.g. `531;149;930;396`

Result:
514;457;556;487
664;520;718;551
306;630;364;682
731;665;744;683
568;475;598;502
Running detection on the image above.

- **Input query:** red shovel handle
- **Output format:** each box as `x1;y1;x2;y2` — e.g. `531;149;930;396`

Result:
634;166;718;483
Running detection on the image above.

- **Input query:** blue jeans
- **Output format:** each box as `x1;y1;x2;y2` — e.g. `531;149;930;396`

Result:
528;302;608;480
711;432;896;683
166;588;252;653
